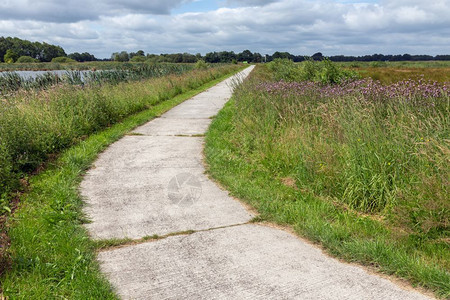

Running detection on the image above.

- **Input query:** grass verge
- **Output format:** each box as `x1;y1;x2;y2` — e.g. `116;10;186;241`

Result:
0;67;245;298
205;67;449;298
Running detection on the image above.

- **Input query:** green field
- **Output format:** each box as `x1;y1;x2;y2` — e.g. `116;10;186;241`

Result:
205;62;449;297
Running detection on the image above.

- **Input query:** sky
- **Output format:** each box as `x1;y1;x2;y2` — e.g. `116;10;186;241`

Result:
1;0;449;59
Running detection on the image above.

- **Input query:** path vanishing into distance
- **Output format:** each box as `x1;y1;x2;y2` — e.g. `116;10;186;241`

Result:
81;66;431;299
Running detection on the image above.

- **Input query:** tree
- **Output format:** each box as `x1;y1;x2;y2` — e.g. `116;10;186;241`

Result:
181;53;197;63
68;52;97;62
129;50;145;59
111;51;129;62
238;50;253;62
4;49;18;63
272;51;293;60
36;42;66;62
311;52;324;61
204;52;220;63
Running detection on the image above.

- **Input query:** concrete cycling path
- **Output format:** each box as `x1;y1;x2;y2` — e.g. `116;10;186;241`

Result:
81;66;431;299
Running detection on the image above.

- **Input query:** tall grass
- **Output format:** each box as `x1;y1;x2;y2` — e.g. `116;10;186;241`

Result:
235;67;448;231
0;64;241;216
205;64;449;297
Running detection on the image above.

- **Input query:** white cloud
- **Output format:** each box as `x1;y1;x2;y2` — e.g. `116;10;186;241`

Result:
0;0;192;22
0;0;449;58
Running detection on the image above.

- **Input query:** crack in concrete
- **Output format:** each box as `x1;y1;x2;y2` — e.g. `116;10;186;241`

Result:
96;221;253;252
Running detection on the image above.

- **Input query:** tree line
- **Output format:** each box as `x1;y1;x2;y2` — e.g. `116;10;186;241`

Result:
0;37;67;63
2;36;450;64
0;36;100;63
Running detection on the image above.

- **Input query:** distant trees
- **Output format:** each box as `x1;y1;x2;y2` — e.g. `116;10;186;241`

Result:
237;50;253;62
203;50;265;63
68;52;97;62
0;36;66;62
311;52;324;61
111;51;130;62
129;50;145;61
272;51;293;60
2;35;450;64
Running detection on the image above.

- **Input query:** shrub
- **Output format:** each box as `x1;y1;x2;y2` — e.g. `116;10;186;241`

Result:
267;58;358;84
4;50;18;63
266;58;302;81
16;56;40;63
51;57;76;63
195;60;209;70
130;56;147;62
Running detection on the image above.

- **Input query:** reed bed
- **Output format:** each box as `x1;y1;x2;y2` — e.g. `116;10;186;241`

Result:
0;63;195;95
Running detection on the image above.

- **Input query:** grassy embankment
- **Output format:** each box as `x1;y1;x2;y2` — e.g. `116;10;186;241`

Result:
205;62;449;298
0;64;244;298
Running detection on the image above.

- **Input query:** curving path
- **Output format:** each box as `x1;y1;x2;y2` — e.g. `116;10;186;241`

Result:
81;66;431;299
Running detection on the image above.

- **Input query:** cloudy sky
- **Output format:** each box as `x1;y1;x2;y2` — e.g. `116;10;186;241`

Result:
1;0;449;58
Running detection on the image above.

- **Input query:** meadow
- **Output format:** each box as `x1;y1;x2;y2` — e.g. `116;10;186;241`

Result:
205;60;449;297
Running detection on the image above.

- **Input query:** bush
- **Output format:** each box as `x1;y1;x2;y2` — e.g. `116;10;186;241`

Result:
195;60;209;70
130;56;147;62
266;58;302;81
267;58;358;84
16;56;40;63
51;57;76;63
4;50;18;63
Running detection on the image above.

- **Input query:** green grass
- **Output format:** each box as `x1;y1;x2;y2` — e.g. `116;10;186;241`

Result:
0;66;244;298
204;65;449;298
